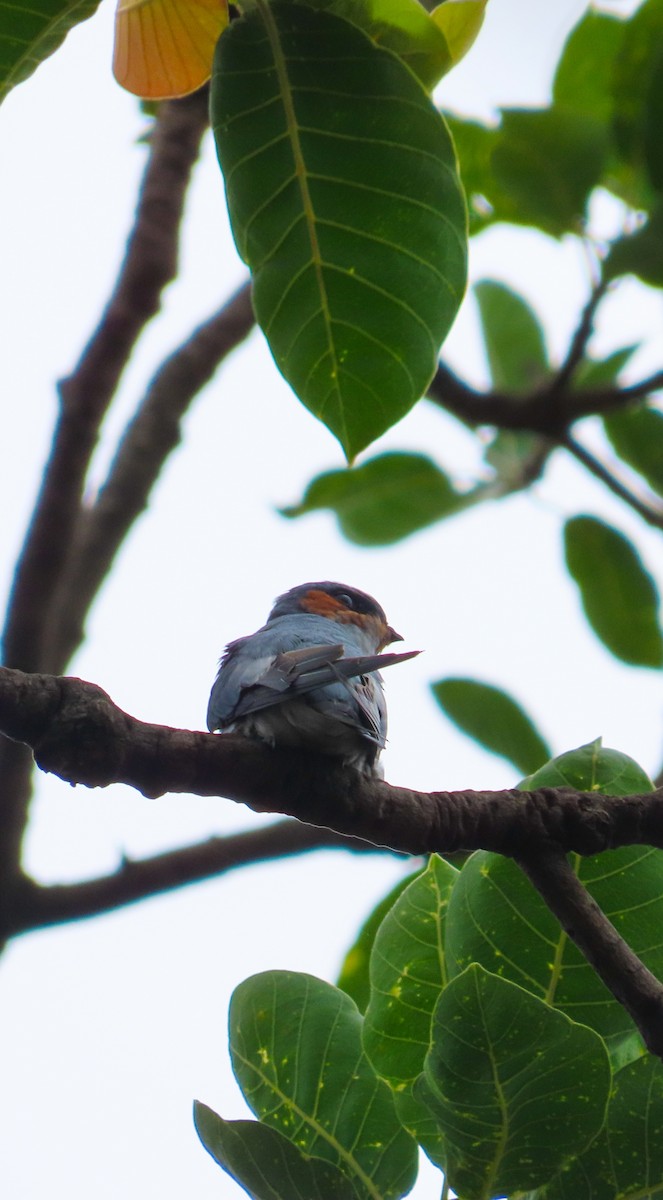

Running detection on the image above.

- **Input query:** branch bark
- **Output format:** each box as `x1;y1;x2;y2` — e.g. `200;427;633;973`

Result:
8;819;388;936
2;663;663;1052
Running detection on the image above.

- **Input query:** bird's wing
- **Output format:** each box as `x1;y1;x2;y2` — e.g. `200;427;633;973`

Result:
230;645;420;719
207;639;419;730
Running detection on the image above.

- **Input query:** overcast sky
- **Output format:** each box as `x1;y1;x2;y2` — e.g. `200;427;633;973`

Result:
1;1;661;1197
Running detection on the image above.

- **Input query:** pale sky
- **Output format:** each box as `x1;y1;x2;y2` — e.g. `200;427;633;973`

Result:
1;1;661;1197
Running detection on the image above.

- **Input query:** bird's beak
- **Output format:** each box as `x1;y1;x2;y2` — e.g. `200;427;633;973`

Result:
385;624;404;645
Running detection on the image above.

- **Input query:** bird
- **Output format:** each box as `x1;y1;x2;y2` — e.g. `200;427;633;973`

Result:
206;581;419;775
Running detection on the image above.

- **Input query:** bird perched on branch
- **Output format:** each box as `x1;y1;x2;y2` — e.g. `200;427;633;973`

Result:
207;581;419;775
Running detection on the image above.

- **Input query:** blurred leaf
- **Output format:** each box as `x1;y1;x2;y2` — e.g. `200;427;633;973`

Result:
417;965;611;1199
281;452;475;544
0;0;100;104
482;430;549;491
336;867;423;1013
430;0;487;67
432;677;551;774
573;344;639;389
444;114;499;234
605;200;663;286
474;279;549;392
229;971;418;1199
300;0;452;90
113;0;228;99
211;3;467;461
363;857;459;1163
553;8;624;124
612;0;663;192
603;404;663;497
564;515;663;667
532;1054;663;1200
492;107;609;237
194;1105;356;1199
447;742;658;1058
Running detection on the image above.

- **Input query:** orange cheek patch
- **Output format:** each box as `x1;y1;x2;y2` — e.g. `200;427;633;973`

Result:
301;589;350;619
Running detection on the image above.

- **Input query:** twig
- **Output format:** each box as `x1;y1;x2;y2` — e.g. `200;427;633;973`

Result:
562;432;663;531
9;819;387;936
550;278;610;395
517;849;663;1057
44;281;255;673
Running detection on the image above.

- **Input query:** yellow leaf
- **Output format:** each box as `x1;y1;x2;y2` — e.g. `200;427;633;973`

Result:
113;0;229;99
431;0;487;66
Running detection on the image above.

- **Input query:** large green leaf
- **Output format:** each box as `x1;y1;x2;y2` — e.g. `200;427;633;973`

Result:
446;742;660;1056
0;0;100;103
552;8;624;124
417;965;611;1200
474;279;549;392
491;107;609;237
194;1105;356;1199
363;856;458;1165
211;2;467;460
603;404;663;497
297;0;452;90
564;515;663;667
532;1053;663;1200
431;677;551;774
229;970;418;1199
281;452;473;544
336;867;423;1014
611;0;663;194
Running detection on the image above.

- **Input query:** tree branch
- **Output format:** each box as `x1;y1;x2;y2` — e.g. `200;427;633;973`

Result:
0;89;210;888
2;664;663;1052
44;280;255;672
9;819;388;936
562;432;663;531
517;849;663;1058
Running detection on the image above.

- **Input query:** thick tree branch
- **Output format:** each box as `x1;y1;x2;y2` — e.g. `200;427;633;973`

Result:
45;280;255;672
3;664;663;1051
0;89;210;887
8;819;387;936
0;665;662;854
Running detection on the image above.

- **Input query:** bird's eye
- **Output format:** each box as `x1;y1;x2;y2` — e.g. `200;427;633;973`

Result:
337;593;354;608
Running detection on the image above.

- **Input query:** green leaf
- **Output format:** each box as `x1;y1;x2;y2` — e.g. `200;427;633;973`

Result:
491;107;609;237
431;677;551;774
552;9;624;124
0;0;101;103
430;0;487;67
564;515;663;668
446;742;659;1057
444;114;499;234
573;344;639;389
296;0;452;90
211;2;467;461
417;965;611;1199
532;1054;663;1200
611;0;663;195
605;199;663;286
474;279;549;392
603;404;663;497
281;452;472;544
521;738;653;796
194;1104;356;1199
229;970;418;1199
336;867;423;1013
363;856;459;1165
